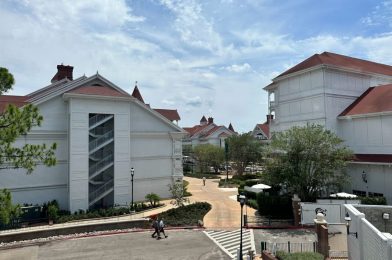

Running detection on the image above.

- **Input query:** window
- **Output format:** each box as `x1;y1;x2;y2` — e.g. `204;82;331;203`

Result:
368;192;383;197
353;190;366;197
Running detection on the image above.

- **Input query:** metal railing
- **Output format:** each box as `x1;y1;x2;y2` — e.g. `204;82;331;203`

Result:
260;241;317;254
89;114;113;129
89;154;114;177
89;126;110;137
89;130;114;151
89;179;114;204
89;148;113;161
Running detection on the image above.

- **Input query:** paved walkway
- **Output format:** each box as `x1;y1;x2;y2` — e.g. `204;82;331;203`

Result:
185;176;256;229
1;176;250;235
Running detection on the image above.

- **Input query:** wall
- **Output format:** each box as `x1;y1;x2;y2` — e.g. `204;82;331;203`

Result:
339;115;392;154
345;204;392;260
68;97;131;212
346;164;392;204
0;96;69;209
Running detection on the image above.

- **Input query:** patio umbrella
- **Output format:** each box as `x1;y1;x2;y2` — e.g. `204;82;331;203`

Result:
330;192;357;198
251;183;271;190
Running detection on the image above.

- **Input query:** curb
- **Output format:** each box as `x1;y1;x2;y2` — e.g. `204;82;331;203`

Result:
0;226;205;250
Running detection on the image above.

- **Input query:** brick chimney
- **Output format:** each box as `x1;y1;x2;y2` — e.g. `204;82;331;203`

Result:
266;114;274;123
51;64;73;83
208;117;214;124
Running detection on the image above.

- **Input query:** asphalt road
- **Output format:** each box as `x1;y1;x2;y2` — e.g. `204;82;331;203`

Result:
0;230;230;260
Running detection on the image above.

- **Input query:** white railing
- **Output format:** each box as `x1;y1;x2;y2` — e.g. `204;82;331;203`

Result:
89;114;113;128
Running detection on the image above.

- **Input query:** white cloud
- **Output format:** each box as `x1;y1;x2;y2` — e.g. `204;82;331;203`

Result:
361;1;392;28
225;63;252;73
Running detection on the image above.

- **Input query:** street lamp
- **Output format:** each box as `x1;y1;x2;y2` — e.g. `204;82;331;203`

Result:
130;167;135;210
345;212;358;238
238;194;247;260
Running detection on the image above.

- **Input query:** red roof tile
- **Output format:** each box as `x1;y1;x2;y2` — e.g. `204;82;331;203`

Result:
153;109;181;121
339;84;392;116
277;52;392;78
131;86;145;103
352;154;392;164
202;125;221;137
257;122;269;138
0;95;29;113
67;85;130;97
183;124;209;137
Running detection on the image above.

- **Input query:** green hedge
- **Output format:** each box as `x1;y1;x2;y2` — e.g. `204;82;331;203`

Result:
276;251;323;260
256;193;293;218
184;172;220;179
360;196;387;205
157;202;211;226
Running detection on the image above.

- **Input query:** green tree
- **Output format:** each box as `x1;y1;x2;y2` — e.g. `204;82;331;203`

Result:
168;182;189;207
0;189;21;225
0;67;57;173
193;144;224;173
227;133;263;175
264;124;353;202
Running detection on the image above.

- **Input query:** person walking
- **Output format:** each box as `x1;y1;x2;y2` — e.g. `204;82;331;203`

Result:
159;218;168;238
202;177;206;186
151;217;160;239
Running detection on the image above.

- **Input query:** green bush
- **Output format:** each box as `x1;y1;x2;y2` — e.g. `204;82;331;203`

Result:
276;251;323;260
145;193;161;206
157;202;211;226
360;196;387;205
184;172;220;179
232;174;261;181
247;199;258;209
183;180;192;197
257;193;293;218
47;204;59;221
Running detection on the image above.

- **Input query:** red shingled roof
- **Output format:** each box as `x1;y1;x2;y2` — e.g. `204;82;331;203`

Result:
277;52;392;78
0;95;29;113
183;125;209;137
67;85;130;97
339;84;392;116
201;125;221;137
153;109;180;121
257;123;269;138
352;154;392;164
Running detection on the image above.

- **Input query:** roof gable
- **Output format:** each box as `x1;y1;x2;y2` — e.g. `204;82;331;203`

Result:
153;109;180;121
256;123;269;138
67;85;130;97
0;95;29;113
276;52;392;79
339;84;392;116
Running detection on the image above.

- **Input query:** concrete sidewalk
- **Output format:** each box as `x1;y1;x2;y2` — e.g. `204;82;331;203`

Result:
0;199;176;237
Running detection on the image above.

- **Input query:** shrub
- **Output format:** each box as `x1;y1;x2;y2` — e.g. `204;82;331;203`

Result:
257;193;293;218
158;202;211;226
184;172;220;179
47;204;59;221
360;196;387;205
247;199;258;209
276;251;323;260
145;193;161;206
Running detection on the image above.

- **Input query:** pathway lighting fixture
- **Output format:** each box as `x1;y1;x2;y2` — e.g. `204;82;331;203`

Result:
238;194;247;260
345;212;358;238
131;167;135;210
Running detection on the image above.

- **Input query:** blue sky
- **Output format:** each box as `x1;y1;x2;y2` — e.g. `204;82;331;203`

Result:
1;0;392;132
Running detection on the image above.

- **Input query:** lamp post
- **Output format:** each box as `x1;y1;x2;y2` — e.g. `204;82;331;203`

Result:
238;194;246;260
344;212;358;238
130;167;135;210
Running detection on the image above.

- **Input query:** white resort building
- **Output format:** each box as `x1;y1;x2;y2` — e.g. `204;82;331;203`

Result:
264;52;392;203
0;65;187;213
